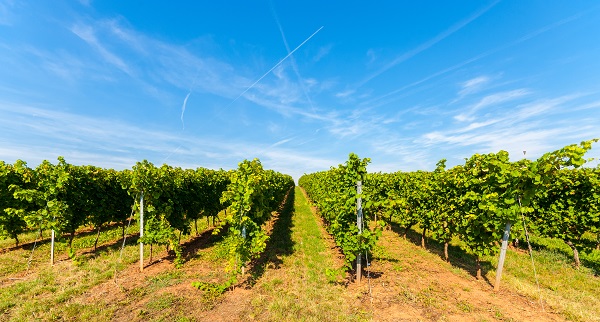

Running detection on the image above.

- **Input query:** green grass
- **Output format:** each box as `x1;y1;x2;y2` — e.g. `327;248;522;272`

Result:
243;187;367;321
490;247;600;321
0;218;212;321
146;292;180;310
456;300;473;313
527;232;600;273
0;251;133;320
0;221;143;280
146;270;184;290
4;190;597;321
390;221;600;322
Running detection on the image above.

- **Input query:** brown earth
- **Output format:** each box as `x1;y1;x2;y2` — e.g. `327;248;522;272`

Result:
351;228;564;322
50;188;568;321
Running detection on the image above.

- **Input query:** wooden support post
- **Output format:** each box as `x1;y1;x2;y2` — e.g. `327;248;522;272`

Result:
495;222;512;291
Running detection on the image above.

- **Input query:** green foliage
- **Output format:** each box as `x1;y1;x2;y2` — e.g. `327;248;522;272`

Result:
325;267;344;283
139;215;184;267
299;153;384;270
67;247;82;266
9;158;70;234
1;157;135;253
218;159;294;275
0;160;32;246
192;276;236;294
1;155;291;276
366;139;599;268
531;166;600;260
127;160;234;268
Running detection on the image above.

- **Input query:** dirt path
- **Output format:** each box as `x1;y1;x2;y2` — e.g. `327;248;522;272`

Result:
8;187;570;321
62;187;359;321
201;186;362;321
351;227;566;321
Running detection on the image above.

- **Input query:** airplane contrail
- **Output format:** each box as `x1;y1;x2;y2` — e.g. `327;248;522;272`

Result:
179;70;200;131
270;2;316;110
181;92;191;130
228;25;324;106
356;0;499;89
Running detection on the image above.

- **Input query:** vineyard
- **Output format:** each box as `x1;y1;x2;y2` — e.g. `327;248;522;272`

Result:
300;140;600;279
1;140;600;321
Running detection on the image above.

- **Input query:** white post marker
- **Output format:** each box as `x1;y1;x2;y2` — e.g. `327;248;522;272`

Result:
241;223;246;275
495;222;512;291
50;229;55;266
140;191;144;272
356;181;363;283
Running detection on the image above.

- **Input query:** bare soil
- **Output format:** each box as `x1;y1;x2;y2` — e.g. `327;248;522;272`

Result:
352;228;564;321
44;188;569;321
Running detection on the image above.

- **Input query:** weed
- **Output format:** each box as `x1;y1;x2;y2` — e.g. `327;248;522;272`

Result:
147;270;183;290
457;300;473;313
492;306;503;319
192;277;235;306
400;286;418;303
325;267;344;283
146;293;178;310
128;286;148;298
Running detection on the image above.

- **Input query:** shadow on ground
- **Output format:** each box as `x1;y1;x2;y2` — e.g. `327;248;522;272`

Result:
246;188;296;286
389;222;493;286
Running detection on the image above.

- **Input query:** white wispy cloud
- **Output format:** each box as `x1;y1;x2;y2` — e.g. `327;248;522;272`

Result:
63;18;332;126
313;44;333;62
70;23;133;76
268;137;295;148
457;76;490;97
420;94;600;162
181;92;190;130
226;26;323;107
0;0;15;26
10;45;87;83
260;149;336;176
0;102;335;179
64;19;239;107
77;0;92;7
366;49;380;65
369;134;433;171
356;0;499;88
363;8;596;108
242;93;337;122
454;89;530;121
335;89;355;98
325;107;382;139
105;19;147;54
270;3;315;110
43;17;333;141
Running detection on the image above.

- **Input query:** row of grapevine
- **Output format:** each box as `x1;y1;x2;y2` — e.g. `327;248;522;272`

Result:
367;140;599;277
1;157;293;277
217;159;294;277
299;153;384;273
125;160;231;266
1;158;230;260
0;158;132;250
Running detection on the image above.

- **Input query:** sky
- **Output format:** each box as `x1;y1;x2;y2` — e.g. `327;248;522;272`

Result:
1;1;599;180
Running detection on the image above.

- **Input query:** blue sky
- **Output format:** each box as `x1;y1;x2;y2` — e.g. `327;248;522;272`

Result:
1;1;599;179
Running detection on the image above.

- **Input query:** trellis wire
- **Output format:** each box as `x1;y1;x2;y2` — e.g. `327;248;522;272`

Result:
25;229;41;274
519;196;544;311
114;206;136;284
